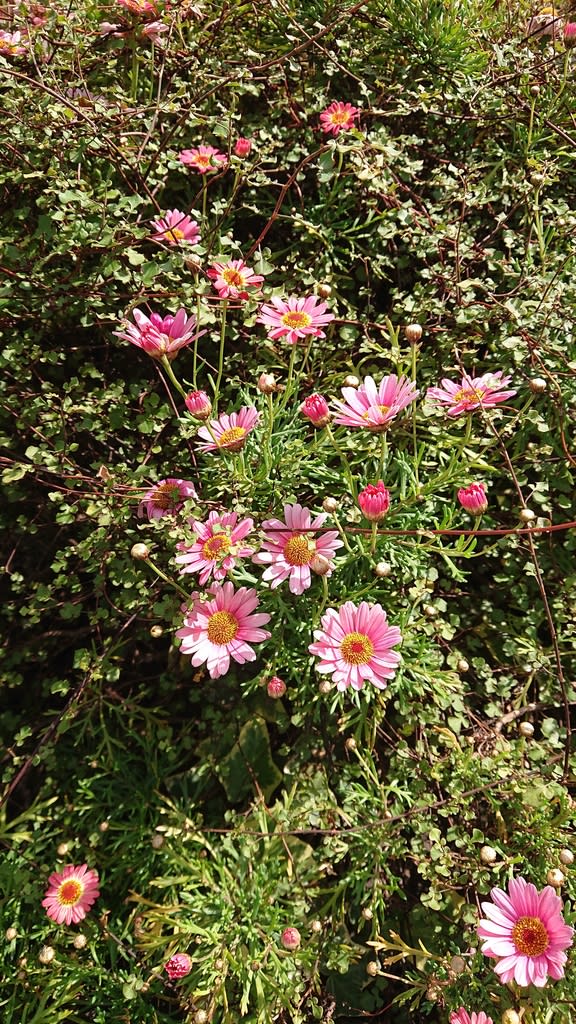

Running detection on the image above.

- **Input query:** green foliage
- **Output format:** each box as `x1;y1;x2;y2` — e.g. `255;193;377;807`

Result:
1;1;576;1022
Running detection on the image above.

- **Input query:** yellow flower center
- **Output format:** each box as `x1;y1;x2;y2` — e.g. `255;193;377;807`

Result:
511;916;549;957
58;879;84;906
206;610;239;645
222;268;245;287
340;631;374;665
453;387;484;404
195;155;212;169
362;404;390;419
202;534;230;560
166;227;185;242
151;483;181;509
216;426;247;450
281;311;312;329
330;110;351;125
284;534;315;566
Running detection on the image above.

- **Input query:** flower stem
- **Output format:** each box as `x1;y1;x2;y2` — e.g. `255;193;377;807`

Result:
325;424;356;498
213;300;228;415
160;356;187;401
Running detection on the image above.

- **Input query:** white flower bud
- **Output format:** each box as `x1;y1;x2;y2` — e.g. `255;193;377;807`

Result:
318;680;332;694
501;1011;521;1024
322;497;338;513
547;868;565;887
131;542;150;560
73;934;87;949
5;927;17;941
343;374;360;388
404;323;423;344
457;658;469;673
374;561;391;577
480;845;498;864
366;961;380;976
150;625;163;638
151;833;165;849
194;1012;208;1024
361;907;373;920
257;372;277;394
529;377;547;393
559;848;574;866
57;843;69;856
310;920;323;933
345;737;357;752
39;946;55;965
519;508;536;523
518;721;534;737
316;283;332;298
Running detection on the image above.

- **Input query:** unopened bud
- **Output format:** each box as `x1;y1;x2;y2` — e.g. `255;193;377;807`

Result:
480;845;498;864
547;868;565;887
404;323;423;344
73;934;87;949
423;604;437;618
449;955;466;975
310;553;331;576
361;907;373;920
519;508;536;523
311;919;323;933
366;961;380;976
559;848;574;866
151;833;165;849
214;958;224;970
374;561;391;577
501;1012;521;1024
131;542;150;560
529;377;547;393
530;85;540;96
194;1012;208;1024
57;843;69;857
39;946;55;965
266;676;286;699
5;927;17;941
518;721;534;737
322;497;338;513
150;625;163;638
257;372;277;394
345;737;357;752
457;658;469;673
343;374;360;388
318;680;332;695
316;283;332;298
280;927;301;951
99;821;109;832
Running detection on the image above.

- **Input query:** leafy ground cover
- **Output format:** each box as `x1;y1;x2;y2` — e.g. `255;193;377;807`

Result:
1;1;576;1022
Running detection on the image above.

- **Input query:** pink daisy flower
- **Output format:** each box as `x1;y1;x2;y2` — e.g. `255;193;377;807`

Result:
42;864;100;926
457;482;488;515
309;601;402;691
257;295;334;345
175;511;255;585
178;145;228;174
426;371;517;417
165;952;192;979
252;503;343;595
151;210;201;246
117;0;159;14
333;374;419;432
477;876;574;987
450;1011;493;1024
207;259;264;300
320;101;360;136
114;307;202;361
141;19;169;40
176;581;271;679
196;406;259;454
0;30;27;54
138;478;198;520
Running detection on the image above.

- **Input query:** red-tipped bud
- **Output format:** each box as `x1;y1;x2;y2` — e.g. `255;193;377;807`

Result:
300;393;331;428
457;482;488;515
267;676;286;698
234;137;252;157
185;390;212;421
280;927;301;951
358;481;391;522
164;953;192;979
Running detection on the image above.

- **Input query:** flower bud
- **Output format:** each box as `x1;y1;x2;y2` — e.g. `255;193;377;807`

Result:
257;372;277;394
150;625;163;638
99;821;109;832
57;842;69;856
322;497;338;513
529;376;547;393
518;721;534;737
214;958;224;970
547;868;565;887
564;22;576;46
366;961;380;976
311;919;323;933
131;542;150;561
457;658;469;673
404;323;423;344
318;680;332;694
423;604;437;618
358;481;391;522
151;833;165;849
449;955;466;975
374;561;391;577
165;953;192;979
343;374;360;388
501;1011;521;1024
361;907;373;920
345;737;357;752
73;934;87;949
559;848;574;866
480;845;498;864
300;393;331;428
194;1012;208;1024
280;927;301;951
457;482;488;515
519;507;536;523
266;676;286;698
185;390;212;421
234;137;252;157
316;283;332;299
5;927;17;941
310;553;331;576
39;946;55;965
